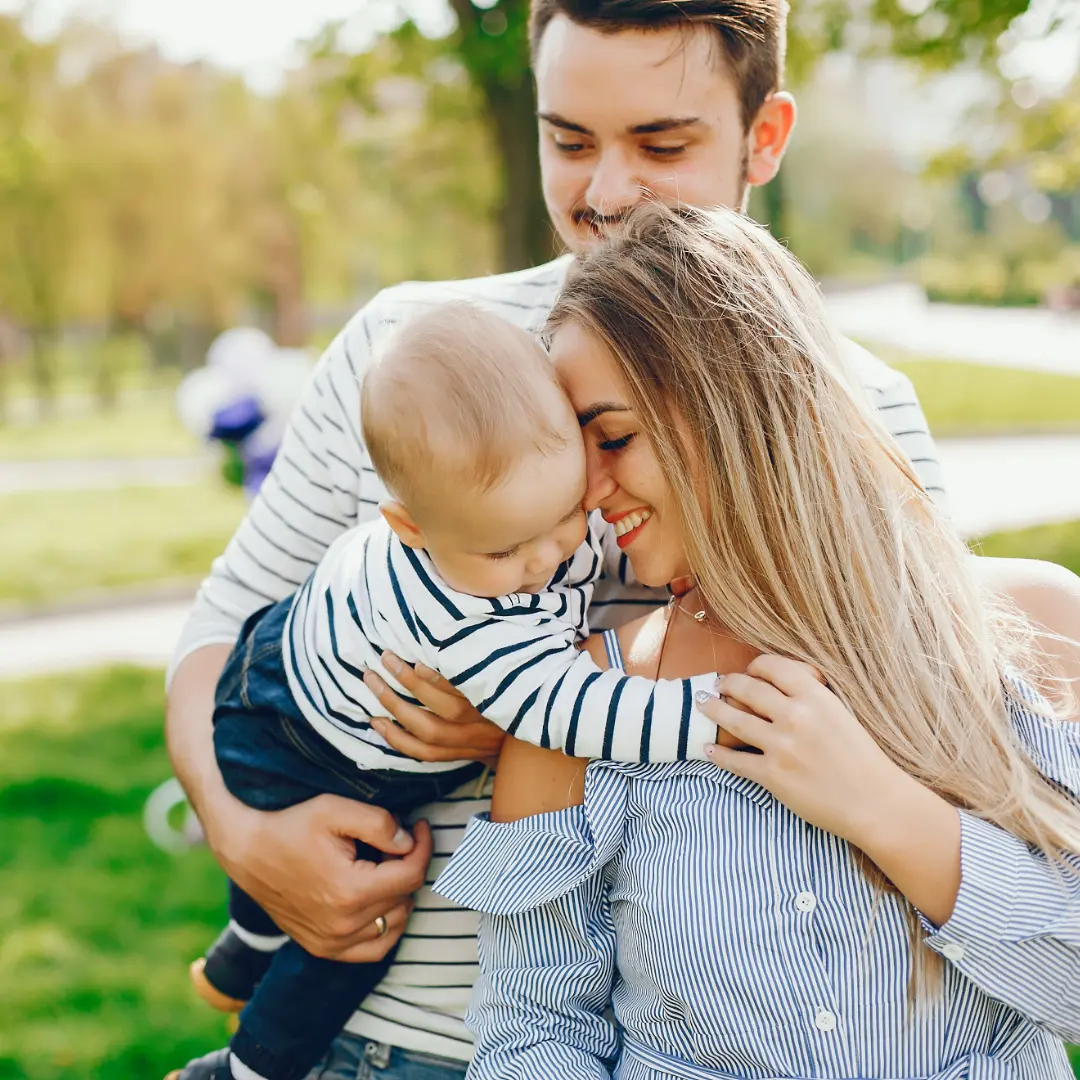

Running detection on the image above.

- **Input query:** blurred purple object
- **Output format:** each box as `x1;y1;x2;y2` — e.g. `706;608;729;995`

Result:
243;446;278;498
209;395;265;443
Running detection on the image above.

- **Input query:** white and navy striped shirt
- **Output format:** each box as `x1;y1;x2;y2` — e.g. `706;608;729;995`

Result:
283;516;718;772
168;256;944;1061
435;634;1080;1079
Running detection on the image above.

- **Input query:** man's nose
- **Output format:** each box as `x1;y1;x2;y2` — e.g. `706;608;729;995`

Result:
584;149;642;218
582;443;618;512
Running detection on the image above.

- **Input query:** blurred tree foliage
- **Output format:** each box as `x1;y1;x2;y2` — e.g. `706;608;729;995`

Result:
0;0;1066;418
0;11;500;414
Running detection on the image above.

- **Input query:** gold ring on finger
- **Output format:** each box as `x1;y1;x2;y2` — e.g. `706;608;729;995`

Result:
374;915;389;938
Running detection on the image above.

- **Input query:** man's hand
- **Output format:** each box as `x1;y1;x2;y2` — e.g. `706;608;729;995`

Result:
167;645;433;964
211;795;433;962
363;652;506;763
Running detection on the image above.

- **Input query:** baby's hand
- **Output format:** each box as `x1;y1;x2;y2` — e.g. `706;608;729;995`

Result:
365;652;506;763
710;675;757;750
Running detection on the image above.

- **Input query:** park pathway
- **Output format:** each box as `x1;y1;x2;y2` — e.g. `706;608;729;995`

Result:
3;434;1080;678
826;284;1080;375
0;456;213;494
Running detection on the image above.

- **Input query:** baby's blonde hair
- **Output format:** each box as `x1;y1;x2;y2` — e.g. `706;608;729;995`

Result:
361;303;572;520
549;202;1080;996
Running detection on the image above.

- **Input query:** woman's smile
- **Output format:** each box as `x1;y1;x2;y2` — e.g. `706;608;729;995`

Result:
606;506;654;548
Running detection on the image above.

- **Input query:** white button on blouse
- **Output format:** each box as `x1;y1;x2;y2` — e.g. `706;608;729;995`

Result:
795;891;817;914
814;1008;837;1032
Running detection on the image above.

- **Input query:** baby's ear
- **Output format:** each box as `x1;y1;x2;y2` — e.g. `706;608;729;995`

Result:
380;501;426;549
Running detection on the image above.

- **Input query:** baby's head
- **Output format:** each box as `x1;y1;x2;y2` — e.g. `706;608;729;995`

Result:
361;303;588;597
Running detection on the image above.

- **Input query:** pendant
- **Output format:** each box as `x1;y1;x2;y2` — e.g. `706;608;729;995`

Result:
693;609;707;622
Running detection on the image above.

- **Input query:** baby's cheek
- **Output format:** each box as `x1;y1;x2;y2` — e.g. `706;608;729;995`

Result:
566;514;589;554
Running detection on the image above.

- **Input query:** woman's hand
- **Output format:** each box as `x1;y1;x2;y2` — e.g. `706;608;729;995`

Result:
697;654;915;846
697;654;961;924
363;652;506;763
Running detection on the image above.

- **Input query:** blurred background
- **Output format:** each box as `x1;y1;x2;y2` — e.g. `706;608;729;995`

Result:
0;0;1078;1076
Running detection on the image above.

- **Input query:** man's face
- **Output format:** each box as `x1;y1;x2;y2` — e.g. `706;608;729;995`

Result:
534;16;793;252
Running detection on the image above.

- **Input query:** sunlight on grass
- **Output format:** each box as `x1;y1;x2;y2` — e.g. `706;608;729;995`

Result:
886;354;1080;437
0;482;245;610
0;667;231;1080
974;518;1080;577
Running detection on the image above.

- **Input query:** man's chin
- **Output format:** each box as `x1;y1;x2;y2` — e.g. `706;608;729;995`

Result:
564;225;610;254
555;217;613;253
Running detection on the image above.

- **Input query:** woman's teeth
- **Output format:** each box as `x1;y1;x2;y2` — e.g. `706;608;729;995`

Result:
613;508;653;538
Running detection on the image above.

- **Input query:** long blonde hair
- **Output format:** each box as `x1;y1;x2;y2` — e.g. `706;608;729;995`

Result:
548;203;1080;991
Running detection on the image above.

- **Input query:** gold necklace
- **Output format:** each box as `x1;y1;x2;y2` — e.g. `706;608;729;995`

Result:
656;587;720;678
670;587;722;632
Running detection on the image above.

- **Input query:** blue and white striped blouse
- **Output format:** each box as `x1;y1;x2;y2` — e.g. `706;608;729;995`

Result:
282;514;717;772
435;632;1080;1079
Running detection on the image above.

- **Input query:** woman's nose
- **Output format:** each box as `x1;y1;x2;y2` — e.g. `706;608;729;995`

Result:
583;444;618;511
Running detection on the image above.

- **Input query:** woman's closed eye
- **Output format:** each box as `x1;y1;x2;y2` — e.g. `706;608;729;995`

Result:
486;546;519;561
598;433;636;453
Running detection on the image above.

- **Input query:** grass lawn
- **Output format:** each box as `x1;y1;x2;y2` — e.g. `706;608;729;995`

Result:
0;483;245;610
0;395;201;462
0;667;231;1080
882;353;1080;437
975;518;1080;577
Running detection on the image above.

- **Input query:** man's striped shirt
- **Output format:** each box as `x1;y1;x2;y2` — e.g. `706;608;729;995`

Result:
168;254;945;1062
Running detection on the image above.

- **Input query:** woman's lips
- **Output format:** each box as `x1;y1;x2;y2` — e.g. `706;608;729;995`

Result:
610;507;653;549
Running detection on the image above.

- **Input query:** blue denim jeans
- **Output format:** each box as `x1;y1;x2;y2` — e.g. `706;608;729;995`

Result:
212;597;482;1080
305;1036;468;1080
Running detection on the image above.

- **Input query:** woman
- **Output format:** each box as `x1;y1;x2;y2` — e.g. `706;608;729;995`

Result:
434;204;1080;1079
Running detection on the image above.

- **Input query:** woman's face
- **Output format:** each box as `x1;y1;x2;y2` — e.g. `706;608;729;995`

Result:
550;320;693;588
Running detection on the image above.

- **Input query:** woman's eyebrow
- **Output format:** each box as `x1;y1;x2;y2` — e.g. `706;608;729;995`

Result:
577;402;630;427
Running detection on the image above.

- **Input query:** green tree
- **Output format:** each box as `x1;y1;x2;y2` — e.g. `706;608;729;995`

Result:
445;0;552;270
0;16;70;414
318;20;501;284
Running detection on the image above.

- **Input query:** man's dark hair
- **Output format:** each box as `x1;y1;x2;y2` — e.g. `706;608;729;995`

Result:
528;0;787;131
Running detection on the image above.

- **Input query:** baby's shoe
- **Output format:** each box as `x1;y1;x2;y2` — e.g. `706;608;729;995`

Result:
163;1046;232;1080
190;925;278;1013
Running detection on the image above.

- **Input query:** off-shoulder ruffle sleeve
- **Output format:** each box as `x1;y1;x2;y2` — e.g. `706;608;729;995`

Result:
433;761;628;914
432;764;628;1080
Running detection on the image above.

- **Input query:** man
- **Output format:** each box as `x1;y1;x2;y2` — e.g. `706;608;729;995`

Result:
167;3;1053;1076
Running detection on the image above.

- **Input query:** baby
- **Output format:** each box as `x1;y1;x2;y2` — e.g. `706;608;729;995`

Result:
180;303;719;1080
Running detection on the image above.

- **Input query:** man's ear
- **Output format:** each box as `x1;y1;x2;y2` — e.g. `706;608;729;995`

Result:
745;91;797;189
380;500;426;549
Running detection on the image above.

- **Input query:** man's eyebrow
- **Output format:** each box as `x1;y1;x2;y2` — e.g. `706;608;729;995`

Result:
629;116;703;135
577;402;630;427
538;112;592;135
539;113;704;137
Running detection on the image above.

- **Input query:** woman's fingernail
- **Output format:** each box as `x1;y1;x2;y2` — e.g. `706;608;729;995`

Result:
416;663;438;683
366;671;385;692
383;653;402;675
694;689;718;706
392;826;413;851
